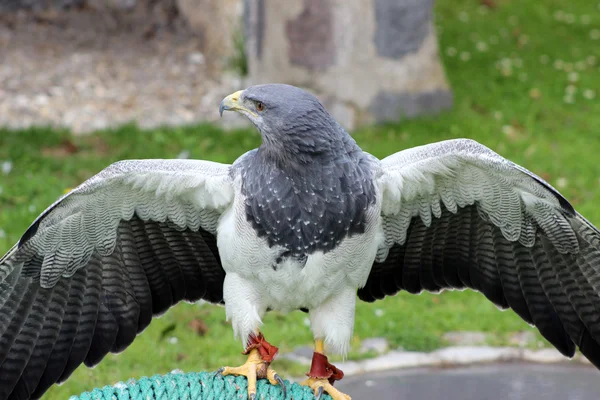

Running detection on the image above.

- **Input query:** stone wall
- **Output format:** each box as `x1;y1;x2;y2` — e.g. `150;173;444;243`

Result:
244;0;452;130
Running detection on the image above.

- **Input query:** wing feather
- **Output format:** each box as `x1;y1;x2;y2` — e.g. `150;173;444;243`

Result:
12;278;69;399
362;138;600;367
62;255;104;379
0;159;233;399
33;268;87;398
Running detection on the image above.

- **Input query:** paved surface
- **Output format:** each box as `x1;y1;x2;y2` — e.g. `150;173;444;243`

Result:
336;363;600;400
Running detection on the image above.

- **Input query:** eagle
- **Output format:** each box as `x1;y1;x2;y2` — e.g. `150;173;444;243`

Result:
2;84;600;400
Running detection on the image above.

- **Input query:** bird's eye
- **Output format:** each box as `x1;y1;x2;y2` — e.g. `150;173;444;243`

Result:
256;102;265;112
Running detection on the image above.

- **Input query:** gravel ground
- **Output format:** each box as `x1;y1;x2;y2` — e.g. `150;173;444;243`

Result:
0;7;248;134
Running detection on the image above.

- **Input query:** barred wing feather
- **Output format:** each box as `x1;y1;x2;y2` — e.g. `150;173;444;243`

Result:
360;139;600;367
0;159;234;400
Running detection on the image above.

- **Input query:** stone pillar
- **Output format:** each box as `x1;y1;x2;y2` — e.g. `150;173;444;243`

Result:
177;0;243;70
244;0;452;131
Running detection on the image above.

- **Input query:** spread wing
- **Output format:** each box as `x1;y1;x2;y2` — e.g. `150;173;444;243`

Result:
0;159;234;400
359;138;600;367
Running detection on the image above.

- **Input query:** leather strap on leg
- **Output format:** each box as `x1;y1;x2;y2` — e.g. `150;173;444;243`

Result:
243;332;279;363
307;352;345;385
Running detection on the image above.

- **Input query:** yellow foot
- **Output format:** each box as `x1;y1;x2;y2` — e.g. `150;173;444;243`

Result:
300;377;351;400
217;348;285;400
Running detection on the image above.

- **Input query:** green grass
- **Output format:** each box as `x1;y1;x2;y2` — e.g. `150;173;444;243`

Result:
2;0;600;398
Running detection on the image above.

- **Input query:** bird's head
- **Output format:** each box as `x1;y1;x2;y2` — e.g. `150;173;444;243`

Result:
219;84;351;161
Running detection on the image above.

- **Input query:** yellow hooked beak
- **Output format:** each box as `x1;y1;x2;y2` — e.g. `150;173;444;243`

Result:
219;90;257;117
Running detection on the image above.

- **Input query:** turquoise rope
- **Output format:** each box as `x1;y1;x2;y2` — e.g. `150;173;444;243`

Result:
69;371;332;400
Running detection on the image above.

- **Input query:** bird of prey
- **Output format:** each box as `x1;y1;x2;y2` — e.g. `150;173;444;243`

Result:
2;84;600;400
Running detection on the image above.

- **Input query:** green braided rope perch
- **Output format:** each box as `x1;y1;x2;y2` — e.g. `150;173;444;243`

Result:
68;371;332;400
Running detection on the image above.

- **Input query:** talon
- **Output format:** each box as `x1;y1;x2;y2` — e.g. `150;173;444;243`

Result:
274;374;286;398
315;386;324;400
249;394;256;400
301;377;351;400
213;367;225;377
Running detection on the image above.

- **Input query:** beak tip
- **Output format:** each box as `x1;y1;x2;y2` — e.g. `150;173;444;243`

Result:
219;90;243;118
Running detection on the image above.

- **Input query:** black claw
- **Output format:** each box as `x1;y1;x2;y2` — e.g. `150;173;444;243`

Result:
249;393;256;400
274;374;287;398
315;386;324;400
213;367;225;378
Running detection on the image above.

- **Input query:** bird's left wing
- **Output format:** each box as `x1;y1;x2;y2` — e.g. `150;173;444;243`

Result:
0;159;233;400
359;138;600;367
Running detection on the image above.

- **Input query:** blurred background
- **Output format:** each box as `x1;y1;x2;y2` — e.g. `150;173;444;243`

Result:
1;0;600;398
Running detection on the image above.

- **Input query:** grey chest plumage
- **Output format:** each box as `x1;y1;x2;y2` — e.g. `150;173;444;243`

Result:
233;149;377;260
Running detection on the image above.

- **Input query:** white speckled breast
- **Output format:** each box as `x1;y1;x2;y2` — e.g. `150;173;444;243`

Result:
217;187;384;313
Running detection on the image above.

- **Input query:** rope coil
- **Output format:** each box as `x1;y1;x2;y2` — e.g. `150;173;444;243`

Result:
69;371;331;400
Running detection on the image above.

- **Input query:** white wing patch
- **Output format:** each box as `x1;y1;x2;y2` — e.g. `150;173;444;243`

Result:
14;159;234;288
377;139;578;260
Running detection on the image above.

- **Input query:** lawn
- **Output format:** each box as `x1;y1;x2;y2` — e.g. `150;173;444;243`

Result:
2;0;600;398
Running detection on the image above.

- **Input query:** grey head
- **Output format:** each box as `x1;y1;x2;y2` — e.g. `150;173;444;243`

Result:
220;84;351;163
220;84;377;262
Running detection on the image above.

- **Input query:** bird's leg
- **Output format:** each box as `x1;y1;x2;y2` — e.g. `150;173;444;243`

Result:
217;332;285;399
300;339;350;400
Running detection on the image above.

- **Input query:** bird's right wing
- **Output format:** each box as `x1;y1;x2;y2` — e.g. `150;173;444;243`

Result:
0;159;234;400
